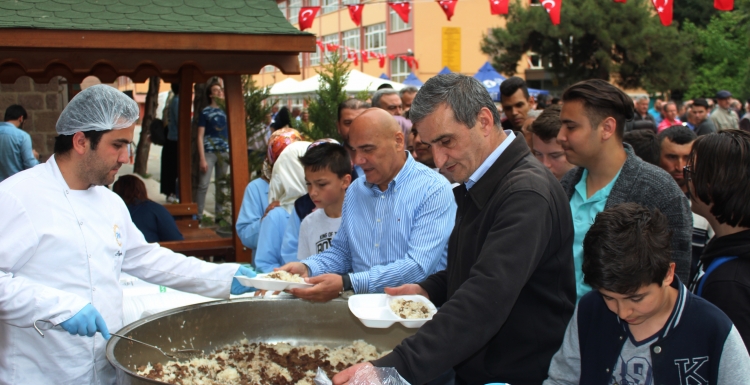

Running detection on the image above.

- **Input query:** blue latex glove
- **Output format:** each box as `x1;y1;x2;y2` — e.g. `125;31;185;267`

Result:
59;304;110;340
231;265;257;295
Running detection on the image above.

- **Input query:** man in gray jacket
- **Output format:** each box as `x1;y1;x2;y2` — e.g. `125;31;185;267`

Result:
557;80;692;300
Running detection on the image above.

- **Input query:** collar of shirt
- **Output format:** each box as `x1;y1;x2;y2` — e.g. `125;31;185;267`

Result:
0;121;17;130
465;130;515;190
364;151;413;194
684;121;695;130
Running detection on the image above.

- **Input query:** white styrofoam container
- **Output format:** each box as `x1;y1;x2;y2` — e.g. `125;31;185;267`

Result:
348;294;437;328
233;274;313;291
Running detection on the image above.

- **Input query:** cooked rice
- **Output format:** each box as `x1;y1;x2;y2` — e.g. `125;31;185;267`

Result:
266;271;306;283
390;299;433;319
137;340;384;385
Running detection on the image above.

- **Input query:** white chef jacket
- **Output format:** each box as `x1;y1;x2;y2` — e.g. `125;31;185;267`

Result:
0;156;240;385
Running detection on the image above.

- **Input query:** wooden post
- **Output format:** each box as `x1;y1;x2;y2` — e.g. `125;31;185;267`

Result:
224;74;253;263
178;68;193;205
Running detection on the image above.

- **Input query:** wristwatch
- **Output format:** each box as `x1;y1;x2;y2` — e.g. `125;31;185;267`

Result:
340;274;353;292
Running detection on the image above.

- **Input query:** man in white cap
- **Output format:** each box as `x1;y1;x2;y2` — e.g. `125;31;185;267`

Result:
0;85;257;385
711;90;740;131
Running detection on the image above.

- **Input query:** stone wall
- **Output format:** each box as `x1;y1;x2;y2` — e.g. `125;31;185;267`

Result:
0;76;66;161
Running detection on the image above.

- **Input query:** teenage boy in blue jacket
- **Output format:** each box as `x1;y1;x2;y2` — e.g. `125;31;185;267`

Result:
543;203;750;385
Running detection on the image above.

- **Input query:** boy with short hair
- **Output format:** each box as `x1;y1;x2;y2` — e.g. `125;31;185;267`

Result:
543;202;750;385
297;143;352;259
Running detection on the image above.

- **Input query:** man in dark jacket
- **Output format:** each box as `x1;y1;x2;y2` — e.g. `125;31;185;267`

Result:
689;130;750;352
333;75;576;385
684;98;717;136
558;80;692;301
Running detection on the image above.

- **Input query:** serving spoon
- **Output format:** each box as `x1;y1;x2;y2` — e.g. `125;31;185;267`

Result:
110;332;203;360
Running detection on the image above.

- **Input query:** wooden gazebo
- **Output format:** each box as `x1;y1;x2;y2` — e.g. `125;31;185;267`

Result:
0;0;315;262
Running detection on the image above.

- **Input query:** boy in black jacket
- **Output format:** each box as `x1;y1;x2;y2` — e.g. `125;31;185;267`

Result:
688;130;750;353
544;203;750;385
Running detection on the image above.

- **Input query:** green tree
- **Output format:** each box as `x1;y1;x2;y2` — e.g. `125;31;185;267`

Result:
242;76;275;175
673;0;717;29
305;50;350;140
683;12;750;100
481;0;694;93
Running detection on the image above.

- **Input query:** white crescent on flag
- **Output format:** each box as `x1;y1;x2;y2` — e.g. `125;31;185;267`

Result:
542;0;556;10
301;9;314;19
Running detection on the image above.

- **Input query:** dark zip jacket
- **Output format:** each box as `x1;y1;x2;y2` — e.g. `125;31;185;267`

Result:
372;134;576;385
695;229;750;353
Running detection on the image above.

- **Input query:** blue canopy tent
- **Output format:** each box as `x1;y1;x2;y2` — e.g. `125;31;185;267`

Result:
438;66;453;75
379;73;390;80
473;62;548;101
402;73;423;87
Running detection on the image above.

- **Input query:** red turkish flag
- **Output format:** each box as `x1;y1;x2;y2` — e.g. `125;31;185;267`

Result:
651;0;672;25
541;0;561;25
298;7;320;31
389;2;411;23
361;50;370;63
347;4;365;26
489;0;508;15
438;0;458;21
316;40;325;52
400;55;416;68
326;43;340;52
369;51;378;59
613;0;626;3
714;0;733;10
378;54;386;68
388;54;396;60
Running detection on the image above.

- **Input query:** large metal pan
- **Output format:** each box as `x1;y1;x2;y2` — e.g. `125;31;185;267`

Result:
106;297;415;384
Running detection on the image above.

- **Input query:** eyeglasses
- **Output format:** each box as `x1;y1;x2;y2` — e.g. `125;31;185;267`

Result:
683;165;692;199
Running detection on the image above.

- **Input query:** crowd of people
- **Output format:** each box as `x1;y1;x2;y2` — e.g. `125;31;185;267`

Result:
235;74;750;385
1;74;750;385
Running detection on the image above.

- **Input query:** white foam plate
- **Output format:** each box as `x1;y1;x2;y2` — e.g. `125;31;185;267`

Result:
234;274;313;292
348;294;437;328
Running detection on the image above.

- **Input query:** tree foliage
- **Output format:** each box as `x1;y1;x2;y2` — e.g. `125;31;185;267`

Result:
683;12;750;100
305;50;350;141
672;0;717;29
242;76;275;175
481;0;694;93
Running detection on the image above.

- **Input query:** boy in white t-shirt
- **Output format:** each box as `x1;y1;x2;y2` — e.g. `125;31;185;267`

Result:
297;142;352;260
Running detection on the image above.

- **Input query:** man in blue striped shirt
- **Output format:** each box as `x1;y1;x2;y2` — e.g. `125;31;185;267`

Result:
280;108;455;302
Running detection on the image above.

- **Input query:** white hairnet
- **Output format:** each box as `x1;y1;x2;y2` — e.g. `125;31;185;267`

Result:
269;141;311;213
56;84;140;135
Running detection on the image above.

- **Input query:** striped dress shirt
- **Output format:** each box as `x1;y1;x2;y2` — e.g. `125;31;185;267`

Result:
303;153;456;293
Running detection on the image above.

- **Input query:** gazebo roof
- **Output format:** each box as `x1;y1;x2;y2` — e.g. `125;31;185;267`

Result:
0;0;315;83
0;0;305;35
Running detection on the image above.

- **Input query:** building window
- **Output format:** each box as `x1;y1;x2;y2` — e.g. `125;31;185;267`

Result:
342;29;360;61
322;33;340;63
365;23;386;55
390;57;409;83
309;0;320;5
389;7;411;33
262;65;276;73
289;0;302;24
310;45;321;66
322;0;337;14
278;0;287;19
527;52;543;69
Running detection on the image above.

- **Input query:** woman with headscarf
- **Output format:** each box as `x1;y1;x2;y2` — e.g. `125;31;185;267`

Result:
236;128;302;257
254;140;311;273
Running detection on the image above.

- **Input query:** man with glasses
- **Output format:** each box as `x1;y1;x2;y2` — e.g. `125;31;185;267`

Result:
687;130;750;352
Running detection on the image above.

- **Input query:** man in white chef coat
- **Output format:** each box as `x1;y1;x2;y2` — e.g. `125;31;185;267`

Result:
0;85;257;385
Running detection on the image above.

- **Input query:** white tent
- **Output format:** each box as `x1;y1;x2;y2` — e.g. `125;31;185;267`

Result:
269;70;405;96
268;78;300;95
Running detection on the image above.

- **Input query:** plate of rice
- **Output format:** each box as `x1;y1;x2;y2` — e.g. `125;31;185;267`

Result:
348;294;437;328
234;271;313;291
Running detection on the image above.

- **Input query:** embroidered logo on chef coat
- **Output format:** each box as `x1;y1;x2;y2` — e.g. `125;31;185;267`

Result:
114;224;122;247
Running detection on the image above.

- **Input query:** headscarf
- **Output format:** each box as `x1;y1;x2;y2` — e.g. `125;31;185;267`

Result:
56;84;140;135
268;141;311;213
262;128;303;180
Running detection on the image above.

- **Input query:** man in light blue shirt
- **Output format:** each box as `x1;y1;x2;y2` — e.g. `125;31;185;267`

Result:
279;108;455;301
0;105;38;182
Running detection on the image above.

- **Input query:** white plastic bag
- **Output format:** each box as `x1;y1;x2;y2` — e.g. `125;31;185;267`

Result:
313;366;411;385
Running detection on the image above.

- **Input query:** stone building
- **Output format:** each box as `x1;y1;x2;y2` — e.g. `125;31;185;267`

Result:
0;76;67;161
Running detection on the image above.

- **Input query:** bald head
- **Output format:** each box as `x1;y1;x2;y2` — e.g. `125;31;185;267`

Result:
350;108;401;140
348;108;407;191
